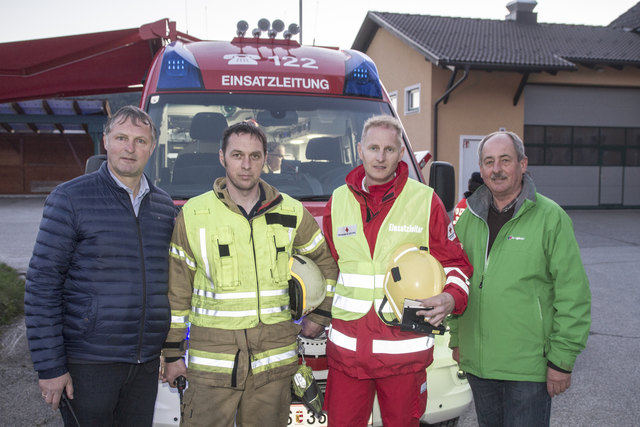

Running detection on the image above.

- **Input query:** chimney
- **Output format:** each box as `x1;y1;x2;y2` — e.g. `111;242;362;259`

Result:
505;0;538;24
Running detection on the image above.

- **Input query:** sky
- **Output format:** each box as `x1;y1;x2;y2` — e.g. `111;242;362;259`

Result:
0;0;638;48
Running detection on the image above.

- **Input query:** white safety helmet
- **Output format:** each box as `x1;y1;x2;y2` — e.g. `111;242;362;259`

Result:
289;255;326;320
382;243;445;321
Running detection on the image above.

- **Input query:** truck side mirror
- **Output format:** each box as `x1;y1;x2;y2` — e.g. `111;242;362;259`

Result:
429;161;455;212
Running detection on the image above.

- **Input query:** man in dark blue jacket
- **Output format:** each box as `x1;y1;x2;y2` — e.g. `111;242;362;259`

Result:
24;106;175;426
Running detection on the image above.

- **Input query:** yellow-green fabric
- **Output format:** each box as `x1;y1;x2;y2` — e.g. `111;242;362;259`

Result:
330;179;433;321
182;190;303;329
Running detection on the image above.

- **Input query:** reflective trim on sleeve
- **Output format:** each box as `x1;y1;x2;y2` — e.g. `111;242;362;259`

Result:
445;275;470;295
295;229;324;254
170;244;196;270
333;294;372;314
192;307;257;317
326;282;336;294
171;315;188;324
193;288;257;300
328;325;357;352
372;336;434;354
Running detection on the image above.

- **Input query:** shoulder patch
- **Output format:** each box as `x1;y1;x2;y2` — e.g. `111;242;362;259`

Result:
447;222;456;241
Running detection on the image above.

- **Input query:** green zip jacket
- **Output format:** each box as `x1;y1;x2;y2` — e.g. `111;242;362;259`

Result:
449;174;591;382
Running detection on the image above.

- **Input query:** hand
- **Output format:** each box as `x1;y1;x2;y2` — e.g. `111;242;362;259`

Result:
39;373;73;411
415;293;455;326
300;317;326;338
547;367;571;397
452;347;460;364
163;359;188;388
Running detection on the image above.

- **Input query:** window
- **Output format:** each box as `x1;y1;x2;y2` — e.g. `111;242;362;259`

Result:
404;84;420;114
626;128;640;166
388;91;398;113
524;125;636;167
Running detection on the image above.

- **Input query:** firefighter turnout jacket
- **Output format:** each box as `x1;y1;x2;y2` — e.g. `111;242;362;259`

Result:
164;178;337;389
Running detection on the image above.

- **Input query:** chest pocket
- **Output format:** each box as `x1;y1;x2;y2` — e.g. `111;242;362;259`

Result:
267;226;292;283
210;226;239;290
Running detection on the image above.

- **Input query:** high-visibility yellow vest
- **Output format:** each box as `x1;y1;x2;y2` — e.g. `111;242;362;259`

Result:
182;190;304;329
331;179;433;321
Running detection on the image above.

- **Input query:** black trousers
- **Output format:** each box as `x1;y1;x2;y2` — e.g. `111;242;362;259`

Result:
60;358;160;427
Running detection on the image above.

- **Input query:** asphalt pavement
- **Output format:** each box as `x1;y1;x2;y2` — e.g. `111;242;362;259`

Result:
1;196;639;426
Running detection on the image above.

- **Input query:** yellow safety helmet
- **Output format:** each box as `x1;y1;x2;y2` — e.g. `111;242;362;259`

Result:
289;255;326;320
382;243;445;321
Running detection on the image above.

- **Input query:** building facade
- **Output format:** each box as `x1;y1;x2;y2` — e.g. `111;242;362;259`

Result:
353;0;640;207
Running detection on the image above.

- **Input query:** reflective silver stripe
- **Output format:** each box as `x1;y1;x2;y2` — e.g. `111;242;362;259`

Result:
328;325;357;352
260;305;288;315
326;283;336;293
338;273;376;289
259;289;288;297
189;354;234;369
193;307;257;317
171;245;196;269
199;228;214;287
333;294;371;314
372;336;434;354
296;232;325;254
329;326;431;354
193;288;257;299
171;315;188;323
251;349;297;370
445;275;470;295
444;266;468;279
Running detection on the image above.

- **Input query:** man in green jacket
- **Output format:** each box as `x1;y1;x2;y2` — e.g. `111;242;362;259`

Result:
450;131;591;427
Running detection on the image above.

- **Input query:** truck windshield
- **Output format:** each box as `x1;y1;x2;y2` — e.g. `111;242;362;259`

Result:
145;93;415;200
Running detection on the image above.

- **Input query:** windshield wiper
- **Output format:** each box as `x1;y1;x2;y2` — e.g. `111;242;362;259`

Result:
296;195;330;202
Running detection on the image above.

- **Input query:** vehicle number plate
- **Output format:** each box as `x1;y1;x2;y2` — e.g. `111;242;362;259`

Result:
288;404;328;426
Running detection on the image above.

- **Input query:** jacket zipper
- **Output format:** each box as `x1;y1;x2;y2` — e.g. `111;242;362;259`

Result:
135;213;147;363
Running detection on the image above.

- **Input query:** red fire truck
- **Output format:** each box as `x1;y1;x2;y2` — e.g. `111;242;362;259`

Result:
130;19;471;427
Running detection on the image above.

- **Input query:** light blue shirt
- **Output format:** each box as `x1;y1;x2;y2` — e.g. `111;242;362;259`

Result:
108;168;150;217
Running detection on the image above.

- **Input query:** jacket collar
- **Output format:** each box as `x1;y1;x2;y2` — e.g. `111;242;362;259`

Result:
213;177;283;218
97;161;158;195
345;161;409;205
467;173;537;221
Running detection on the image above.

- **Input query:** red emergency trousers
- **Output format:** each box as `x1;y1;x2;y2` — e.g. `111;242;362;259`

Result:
322;162;472;426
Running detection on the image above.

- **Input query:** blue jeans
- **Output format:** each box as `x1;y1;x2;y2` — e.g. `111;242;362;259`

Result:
466;373;551;427
60;358;160;427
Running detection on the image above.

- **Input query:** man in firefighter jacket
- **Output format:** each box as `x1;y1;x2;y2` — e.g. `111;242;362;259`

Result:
162;122;338;427
322;115;472;426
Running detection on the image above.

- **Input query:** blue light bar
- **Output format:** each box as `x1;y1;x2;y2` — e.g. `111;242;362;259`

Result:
343;49;383;99
157;42;204;90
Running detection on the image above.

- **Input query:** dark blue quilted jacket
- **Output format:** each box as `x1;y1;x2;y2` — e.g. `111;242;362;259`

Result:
25;162;176;379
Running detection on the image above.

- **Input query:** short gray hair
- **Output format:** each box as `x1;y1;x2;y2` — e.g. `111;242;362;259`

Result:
362;115;403;146
104;105;157;143
478;130;526;163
